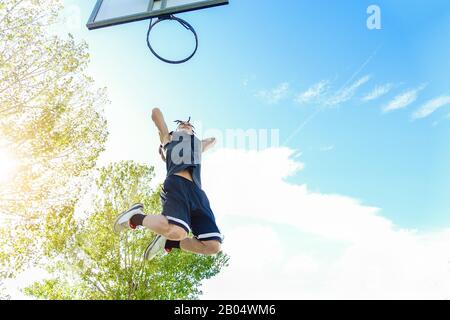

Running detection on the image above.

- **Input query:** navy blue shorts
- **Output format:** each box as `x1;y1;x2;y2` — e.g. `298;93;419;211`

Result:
160;175;223;243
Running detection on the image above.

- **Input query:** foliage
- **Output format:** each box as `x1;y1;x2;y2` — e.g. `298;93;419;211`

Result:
0;0;108;215
0;2;227;300
0;0;108;284
25;162;229;300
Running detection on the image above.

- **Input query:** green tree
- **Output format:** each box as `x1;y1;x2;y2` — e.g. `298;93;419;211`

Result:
25;161;229;300
0;0;108;285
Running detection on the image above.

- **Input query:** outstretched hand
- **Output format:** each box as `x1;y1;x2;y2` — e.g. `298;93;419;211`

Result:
202;137;216;153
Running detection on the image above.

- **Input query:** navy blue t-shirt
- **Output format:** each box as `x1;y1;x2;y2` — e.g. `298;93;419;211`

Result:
163;131;202;188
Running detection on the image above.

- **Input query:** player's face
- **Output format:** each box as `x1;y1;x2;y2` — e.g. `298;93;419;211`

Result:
177;122;194;135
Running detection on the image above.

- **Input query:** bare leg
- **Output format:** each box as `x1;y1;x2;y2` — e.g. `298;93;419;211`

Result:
141;215;220;255
180;238;221;255
142;215;187;241
142;215;170;234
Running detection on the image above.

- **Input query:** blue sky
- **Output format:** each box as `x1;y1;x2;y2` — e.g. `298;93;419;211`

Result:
65;0;450;231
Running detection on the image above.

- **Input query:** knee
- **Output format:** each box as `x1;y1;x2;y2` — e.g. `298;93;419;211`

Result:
203;241;221;255
166;224;188;241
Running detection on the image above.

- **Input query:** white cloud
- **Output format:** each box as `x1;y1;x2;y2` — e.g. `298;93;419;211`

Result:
326;75;371;106
203;148;386;243
242;74;256;87
283;254;320;275
255;83;290;104
362;83;394;101
320;145;335;152
383;85;426;113
200;148;450;299
412;96;450;120
295;80;330;104
293;151;303;159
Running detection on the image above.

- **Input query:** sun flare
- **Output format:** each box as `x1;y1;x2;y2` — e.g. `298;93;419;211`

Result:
0;148;17;182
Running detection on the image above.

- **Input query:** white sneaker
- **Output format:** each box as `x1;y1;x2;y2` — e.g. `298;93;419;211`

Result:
113;203;144;233
144;235;167;261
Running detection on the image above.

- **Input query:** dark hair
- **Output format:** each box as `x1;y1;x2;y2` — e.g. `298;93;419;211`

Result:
174;117;195;133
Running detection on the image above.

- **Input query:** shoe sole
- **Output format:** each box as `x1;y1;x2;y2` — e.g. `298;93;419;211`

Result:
144;235;164;261
113;203;144;233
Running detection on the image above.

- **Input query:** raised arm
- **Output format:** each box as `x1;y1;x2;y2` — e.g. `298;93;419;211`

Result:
151;108;170;145
202;137;216;153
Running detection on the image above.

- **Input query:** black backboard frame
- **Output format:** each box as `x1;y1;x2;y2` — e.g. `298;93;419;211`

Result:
87;0;229;30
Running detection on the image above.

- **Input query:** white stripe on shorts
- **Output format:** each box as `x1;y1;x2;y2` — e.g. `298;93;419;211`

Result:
197;232;223;240
166;216;191;232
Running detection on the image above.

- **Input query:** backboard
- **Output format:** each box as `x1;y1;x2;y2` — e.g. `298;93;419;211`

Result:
87;0;229;30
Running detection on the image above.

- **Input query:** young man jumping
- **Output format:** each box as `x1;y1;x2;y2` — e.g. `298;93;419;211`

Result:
113;108;223;261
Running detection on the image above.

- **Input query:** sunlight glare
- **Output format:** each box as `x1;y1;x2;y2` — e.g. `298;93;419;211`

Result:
0;148;17;182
